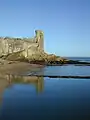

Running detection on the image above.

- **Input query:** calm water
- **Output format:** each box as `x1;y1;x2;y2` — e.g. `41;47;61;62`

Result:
25;65;90;76
0;57;90;120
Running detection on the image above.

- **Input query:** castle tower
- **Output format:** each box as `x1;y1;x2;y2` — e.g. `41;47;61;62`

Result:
35;30;44;50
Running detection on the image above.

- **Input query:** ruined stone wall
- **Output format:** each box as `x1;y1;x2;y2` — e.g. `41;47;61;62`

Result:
0;30;44;57
35;30;44;50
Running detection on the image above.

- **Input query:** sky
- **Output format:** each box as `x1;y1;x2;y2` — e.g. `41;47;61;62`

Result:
0;0;90;57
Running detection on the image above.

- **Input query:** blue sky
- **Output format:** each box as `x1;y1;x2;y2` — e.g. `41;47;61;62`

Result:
0;0;90;57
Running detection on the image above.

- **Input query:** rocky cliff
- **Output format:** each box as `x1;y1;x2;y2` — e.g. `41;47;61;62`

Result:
0;30;89;66
0;30;65;64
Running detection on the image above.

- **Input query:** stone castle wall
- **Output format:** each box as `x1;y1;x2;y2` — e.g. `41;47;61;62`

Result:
0;30;44;57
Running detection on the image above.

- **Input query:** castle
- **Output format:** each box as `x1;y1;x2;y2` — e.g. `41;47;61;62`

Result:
0;30;44;57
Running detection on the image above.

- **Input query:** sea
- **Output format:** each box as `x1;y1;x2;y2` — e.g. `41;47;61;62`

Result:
0;57;90;120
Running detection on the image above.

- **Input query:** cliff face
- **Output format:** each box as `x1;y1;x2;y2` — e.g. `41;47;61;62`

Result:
0;30;65;64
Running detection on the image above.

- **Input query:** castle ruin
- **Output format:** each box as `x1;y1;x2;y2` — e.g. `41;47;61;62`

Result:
0;30;44;57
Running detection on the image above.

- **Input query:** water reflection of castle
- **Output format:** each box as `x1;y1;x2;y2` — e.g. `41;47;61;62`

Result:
0;74;44;106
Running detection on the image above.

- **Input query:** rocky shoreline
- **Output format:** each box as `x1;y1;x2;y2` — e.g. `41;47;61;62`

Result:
29;59;90;66
0;58;90;80
0;56;90;75
0;30;90;75
0;56;90;67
